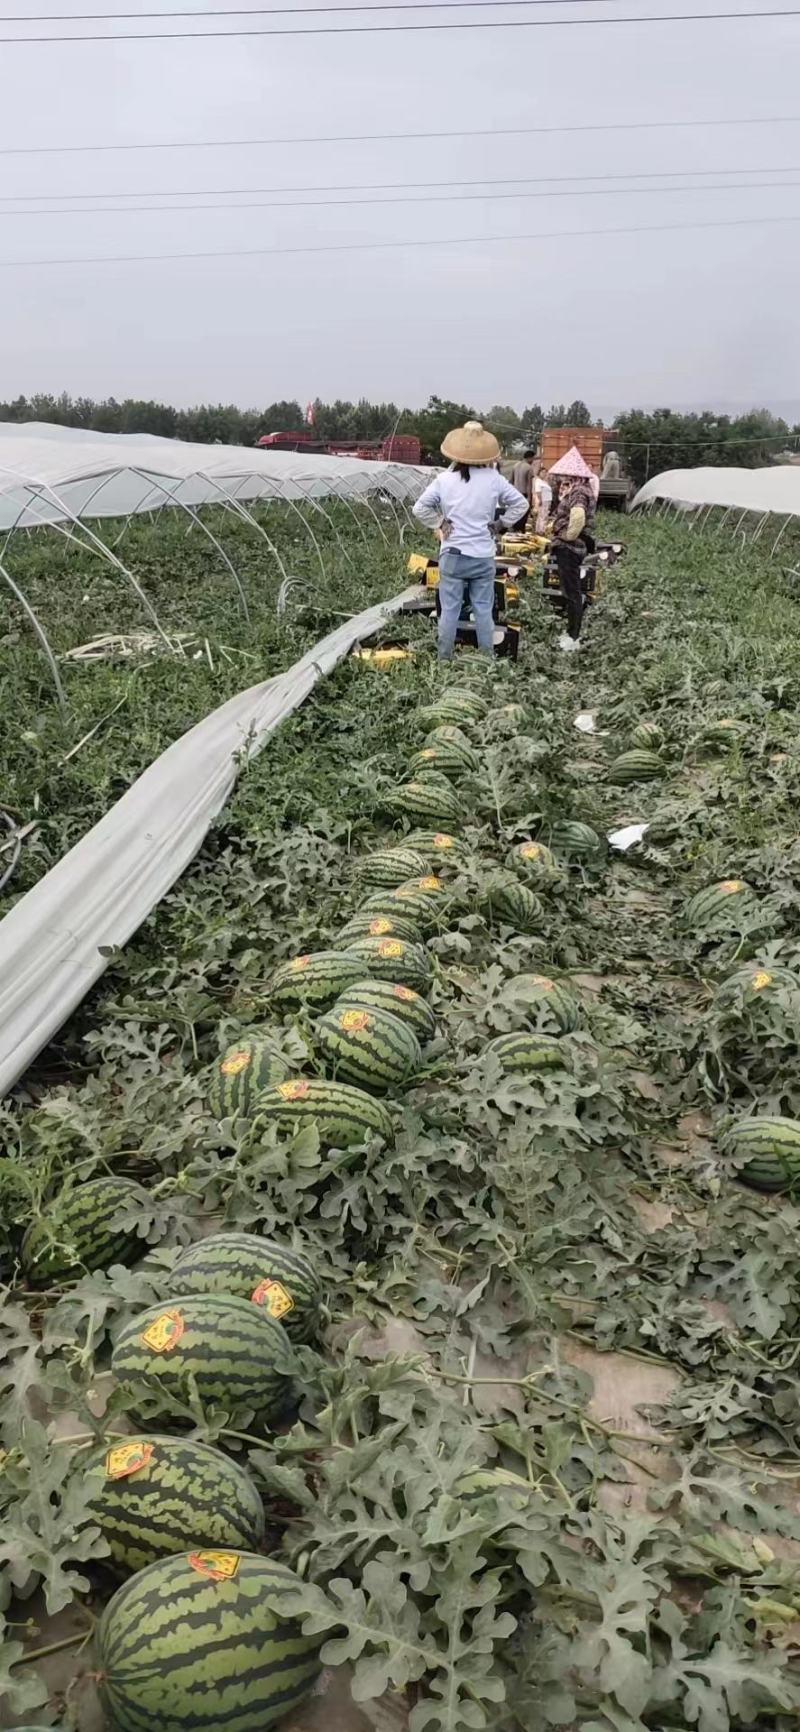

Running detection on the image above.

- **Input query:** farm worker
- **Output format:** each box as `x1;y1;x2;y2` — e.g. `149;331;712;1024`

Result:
510;448;536;529
548;445;597;653
412;420;528;661
532;460;553;534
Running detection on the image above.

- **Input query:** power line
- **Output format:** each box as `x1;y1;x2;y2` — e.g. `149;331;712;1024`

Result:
3;5;800;37
0;0;680;17
0;208;797;266
4;176;800;216
3;162;799;202
1;112;797;156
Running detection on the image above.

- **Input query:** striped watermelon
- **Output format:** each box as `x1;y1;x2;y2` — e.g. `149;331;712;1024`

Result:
364;876;449;929
410;739;478;780
384;780;463;828
481;874;543;932
608;749;665;785
510;840;559;884
354;846;428;888
403;829;467;866
208;1037;289;1120
315;1003;421;1091
703;718;747;747
631;720;663;750
418;693;486;727
716;962;800;1005
551;821;603;859
425;724;477;751
722;1115;800;1192
267;950;364;1008
21;1178;149;1285
486;1032;567;1073
682;879;756;930
343;935;432;988
334;910;424;948
97;1552;321;1732
504;972;580;1034
333;978;437;1044
111;1295;290;1424
255;1077;394;1145
169;1233;321;1341
85;1435;265;1574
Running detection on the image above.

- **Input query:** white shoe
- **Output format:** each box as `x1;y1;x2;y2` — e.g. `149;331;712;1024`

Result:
559;632;579;653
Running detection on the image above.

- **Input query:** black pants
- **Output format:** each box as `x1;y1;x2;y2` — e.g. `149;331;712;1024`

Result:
554;542;584;639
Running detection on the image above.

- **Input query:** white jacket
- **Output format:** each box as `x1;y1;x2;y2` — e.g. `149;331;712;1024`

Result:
412;466;528;558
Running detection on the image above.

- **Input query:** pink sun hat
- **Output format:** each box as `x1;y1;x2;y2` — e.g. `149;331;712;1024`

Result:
548;444;595;479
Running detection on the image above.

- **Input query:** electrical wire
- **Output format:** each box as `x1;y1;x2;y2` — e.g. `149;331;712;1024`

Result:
0;208;798;267
4;176;800;216
2;5;799;36
1;112;797;156
3;162;799;202
0;0;703;17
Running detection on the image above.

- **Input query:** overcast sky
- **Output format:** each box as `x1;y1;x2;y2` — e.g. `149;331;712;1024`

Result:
1;0;798;414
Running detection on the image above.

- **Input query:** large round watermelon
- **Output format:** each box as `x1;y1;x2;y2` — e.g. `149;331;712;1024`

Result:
21;1178;150;1286
168;1233;321;1341
85;1435;265;1574
111;1295;291;1425
97;1551;321;1732
208;1036;290;1121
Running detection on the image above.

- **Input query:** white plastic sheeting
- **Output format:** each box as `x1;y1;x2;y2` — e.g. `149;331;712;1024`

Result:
0;422;430;530
0;584;421;1097
633;464;800;516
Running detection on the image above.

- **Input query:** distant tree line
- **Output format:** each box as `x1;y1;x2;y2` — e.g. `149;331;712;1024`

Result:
0;392;795;486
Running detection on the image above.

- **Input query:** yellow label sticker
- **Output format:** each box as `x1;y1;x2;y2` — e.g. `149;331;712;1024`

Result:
251;1278;295;1318
378;940;404;958
418;749;436;760
531;975;554;992
419;876;442;892
393;985;416;1001
751;970;773;991
106;1441;154;1480
368;918;393;936
220;1050;251;1077
432;834;454;848
720;880;744;895
140;1310;185;1355
340;1008;371;1032
277;1079;310;1101
188;1549;240;1581
290;955;311;971
521;844;542;859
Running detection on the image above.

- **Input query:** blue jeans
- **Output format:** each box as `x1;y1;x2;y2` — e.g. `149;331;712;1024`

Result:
438;549;495;660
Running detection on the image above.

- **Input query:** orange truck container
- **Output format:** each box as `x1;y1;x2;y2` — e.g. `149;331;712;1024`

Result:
540;427;604;474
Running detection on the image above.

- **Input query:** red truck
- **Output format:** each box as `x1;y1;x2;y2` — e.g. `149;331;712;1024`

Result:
256;431;421;464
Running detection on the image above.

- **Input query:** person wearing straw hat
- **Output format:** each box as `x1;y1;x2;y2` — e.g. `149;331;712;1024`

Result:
412;420;528;660
548;445;598;653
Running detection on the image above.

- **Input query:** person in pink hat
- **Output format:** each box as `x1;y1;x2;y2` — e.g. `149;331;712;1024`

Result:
548;446;598;652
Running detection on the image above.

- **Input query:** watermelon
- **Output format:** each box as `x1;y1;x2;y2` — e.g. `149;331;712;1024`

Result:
111;1295;291;1424
510;840;558;885
168;1234;321;1341
334;910;424;948
364;876;450;929
551;821;603;859
354;846;428;888
419;691;486;724
343;935;432;989
384;780;463;828
607;749;665;785
716;962;800;1005
630;720;663;750
21;1178;149;1286
425;724;477;751
333;978;437;1044
410;739;479;780
85;1435;265;1574
485;1031;567;1073
682;880;756;931
702;718;747;747
722;1116;800;1192
255;1076;394;1145
481;873;543;932
208;1037;289;1120
503;972;580;1034
403;829;467;866
267;950;364;1008
315;1003;421;1091
97;1552;321;1732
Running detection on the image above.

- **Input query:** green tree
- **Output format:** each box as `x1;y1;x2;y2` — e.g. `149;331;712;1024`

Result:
411;396;477;463
565;399;592;426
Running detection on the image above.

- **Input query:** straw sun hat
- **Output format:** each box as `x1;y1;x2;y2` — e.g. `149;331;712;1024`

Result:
440;420;500;466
